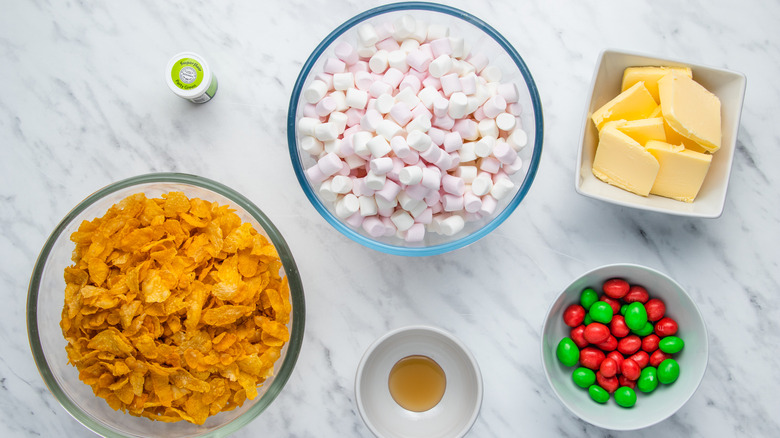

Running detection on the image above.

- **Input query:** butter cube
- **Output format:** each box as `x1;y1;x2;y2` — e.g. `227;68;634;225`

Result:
646;140;712;202
658;71;721;152
622;66;693;103
616;118;667;146
592;125;660;196
591;82;658;130
661;116;709;153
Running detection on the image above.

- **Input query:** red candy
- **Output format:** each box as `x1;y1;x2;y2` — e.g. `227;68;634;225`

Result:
602;278;629;299
607;351;624;374
628;350;650;369
584;323;610;344
600;357;618;377
610;315;630;338
650;349;672;367
596;335;618;352
563;304;586;327
617;335;641;356
642;334;660;353
655;317;679;337
580;347;606;370
624;285;649;303
600;296;621;314
596;371;619;393
621;358;641;380
618;375;637;389
570;325;588;348
644;298;666;321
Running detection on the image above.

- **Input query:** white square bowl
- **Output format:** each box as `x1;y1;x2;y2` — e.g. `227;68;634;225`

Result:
575;49;746;218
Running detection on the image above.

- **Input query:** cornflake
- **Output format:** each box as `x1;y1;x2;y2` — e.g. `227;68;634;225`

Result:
61;192;292;424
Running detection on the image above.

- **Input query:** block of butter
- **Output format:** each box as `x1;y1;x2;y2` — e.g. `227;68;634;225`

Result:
615;118;667;146
661;116;709;153
592;125;660;196
645;140;713;202
591;82;658;130
622;66;693;103
658;71;722;152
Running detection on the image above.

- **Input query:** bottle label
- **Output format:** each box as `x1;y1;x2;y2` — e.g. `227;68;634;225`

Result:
171;58;204;90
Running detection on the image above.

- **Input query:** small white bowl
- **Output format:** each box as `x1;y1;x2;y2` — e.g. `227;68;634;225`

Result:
575;49;746;218
541;264;709;430
355;326;482;438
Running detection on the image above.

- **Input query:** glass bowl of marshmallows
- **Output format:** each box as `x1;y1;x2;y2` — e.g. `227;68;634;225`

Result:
288;2;543;256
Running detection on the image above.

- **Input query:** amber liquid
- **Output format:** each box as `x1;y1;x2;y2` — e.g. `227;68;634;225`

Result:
388;355;447;412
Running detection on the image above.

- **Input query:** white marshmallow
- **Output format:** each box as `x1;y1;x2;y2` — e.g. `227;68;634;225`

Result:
390;209;415;231
480;65;502;82
471;175;493;196
351;131;373;156
357;23;379;47
447;92;469;119
314;122;339;141
333;72;355;91
329;111;348;134
345;88;369;109
390;136;411;158
376;119;403;140
490;177;515;200
369;50;389;73
439;214;465;236
496;112;516;131
455;165;478;183
370;157;394;175
387;50;409;72
427;24;450;42
365;170;386;190
459;141;477;162
406;114;432;132
475;135;495;158
399;165;423;185
297;117;319;136
318;179;338;202
331;175;353;194
375;93;395;114
428;55;453;78
367;135;392;157
335;194;360;218
508;128;528;150
300;136;323;155
304;80;329;103
407;131;432;152
393;15;417;40
478;118;499;138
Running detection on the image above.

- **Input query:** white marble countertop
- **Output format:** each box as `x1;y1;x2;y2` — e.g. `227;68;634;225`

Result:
2;0;779;436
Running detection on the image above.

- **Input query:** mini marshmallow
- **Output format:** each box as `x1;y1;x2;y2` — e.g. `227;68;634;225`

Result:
447;92;469;119
300;136;324;155
370;156;394;175
408;200;428;219
335;193;360;218
478;118;499;138
410;102;432;120
334;42;359;65
389;102;412;126
333;72;355;91
369;50;389;74
354;71;374;91
345;153;365;169
324;57;346;74
349;60;369;73
331;175;353;194
390;209;415;231
455;165;477;183
318;179;337;202
306;164;327;183
315;72;334;90
428;127;446;146
459;141;477;162
432;114;455;131
360;109;383;132
430;37;452;58
420;167;441;190
330;90;348;112
297;117;319;136
479;195;498;216
471;174;493;196
380;216;397;236
376;119;403;140
365;170;386;190
478;156;501;174
432;95;450;118
375;179;401;202
356;44;377;60
428;55;453;78
422;75;441;90
414;207;433;224
369;80;393;99
407;114;432;133
497;82;519;103
453;59;476;77
315;96;337;117
390;136;411;158
459;73;477;95
399;165;423;185
345;88;369;110
463;191;482;213
317;152;343;176
439;214;465;236
427;24;450;42
394;87;420;108
453;118;479;140
362;216;385;237
304;80;329;104
314;122;339;141
374;93;394;114
482;95;507;118
352;177;375;197
507;128;528;150
376;37;400;52
492;139;518;164
419;143;443;163
357;23;379;47
449;36;466;59
480;65;502;82
329;111;348;134
417;86;440;109
323;139;340;154
400;38;420;53
504;155;524;174
410;20;428;43
351;131;373;156
439;73;462;97
404;183;430;201
490;176;514;200
393;15;417;40
387;50;409;72
375;22;394;40
441;174;465;195
399;74;422;94
367;135;392;157
401;148;420;165
406;48;433;72
407;131;432;152
345;211;363;228
382;67;404;88
496;112;516;131
507;102;523;116
467;53;488;72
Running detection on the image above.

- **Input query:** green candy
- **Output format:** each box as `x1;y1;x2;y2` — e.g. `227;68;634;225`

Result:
637;366;659;393
620;304;629;315
556;337;580;367
624;302;648;331
659;336;685;354
572;367;596;388
580;287;599;310
658;358;680;384
589;301;614;324
588;384;610;404
614;386;637;408
633;321;654;337
583;314;593;325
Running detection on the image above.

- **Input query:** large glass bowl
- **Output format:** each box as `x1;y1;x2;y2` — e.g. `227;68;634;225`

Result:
26;173;305;437
288;2;543;256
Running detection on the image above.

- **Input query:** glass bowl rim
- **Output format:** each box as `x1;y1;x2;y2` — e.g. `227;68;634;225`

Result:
287;1;544;256
26;172;306;437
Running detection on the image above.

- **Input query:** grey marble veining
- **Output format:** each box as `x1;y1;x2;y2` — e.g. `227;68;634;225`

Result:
2;0;779;436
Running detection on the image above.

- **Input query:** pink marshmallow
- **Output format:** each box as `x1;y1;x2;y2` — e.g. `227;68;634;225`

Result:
407;49;433;72
428;127;446;146
422;75;442;90
508;102;523;116
382;67;404;88
405;183;430;200
439;73;462;97
414;208;433;224
315;96;337;117
421;167;441;190
430;38;452;58
399;75;422;93
498;82;519;103
376;37;400;52
443;131;463;152
442;194;464;212
355;71;373;90
492;140;518;164
406;68;428;83
348;61;370;73
420;144;443;163
334;42;359;65
467;53;488;72
479;194;498;216
463;191;482;213
432;115;455;130
318;152;344;176
473;106;486;121
404;223;426;242
389;102;413;126
482;95;507;118
346;211;364;227
401;149;420;165
410;103;433;120
441;174;465;195
380;216;397;236
362;216;385;237
303;103;318;118
375;179;401;201
352;177;376;197
460;73;477;95
478;156;501;174
391;136;411;158
368;80;393;98
306;164;327;183
324;57;346;74
453;118;479;140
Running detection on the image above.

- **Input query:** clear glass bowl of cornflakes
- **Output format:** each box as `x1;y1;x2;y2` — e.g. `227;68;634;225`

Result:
26;173;305;437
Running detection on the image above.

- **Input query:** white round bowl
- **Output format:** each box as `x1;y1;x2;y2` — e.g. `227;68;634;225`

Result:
541;263;708;430
355;326;482;438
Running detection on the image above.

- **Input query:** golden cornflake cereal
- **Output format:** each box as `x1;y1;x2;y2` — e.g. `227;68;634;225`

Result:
60;192;292;424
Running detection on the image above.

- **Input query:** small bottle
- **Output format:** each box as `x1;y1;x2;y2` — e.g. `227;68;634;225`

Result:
165;52;218;103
